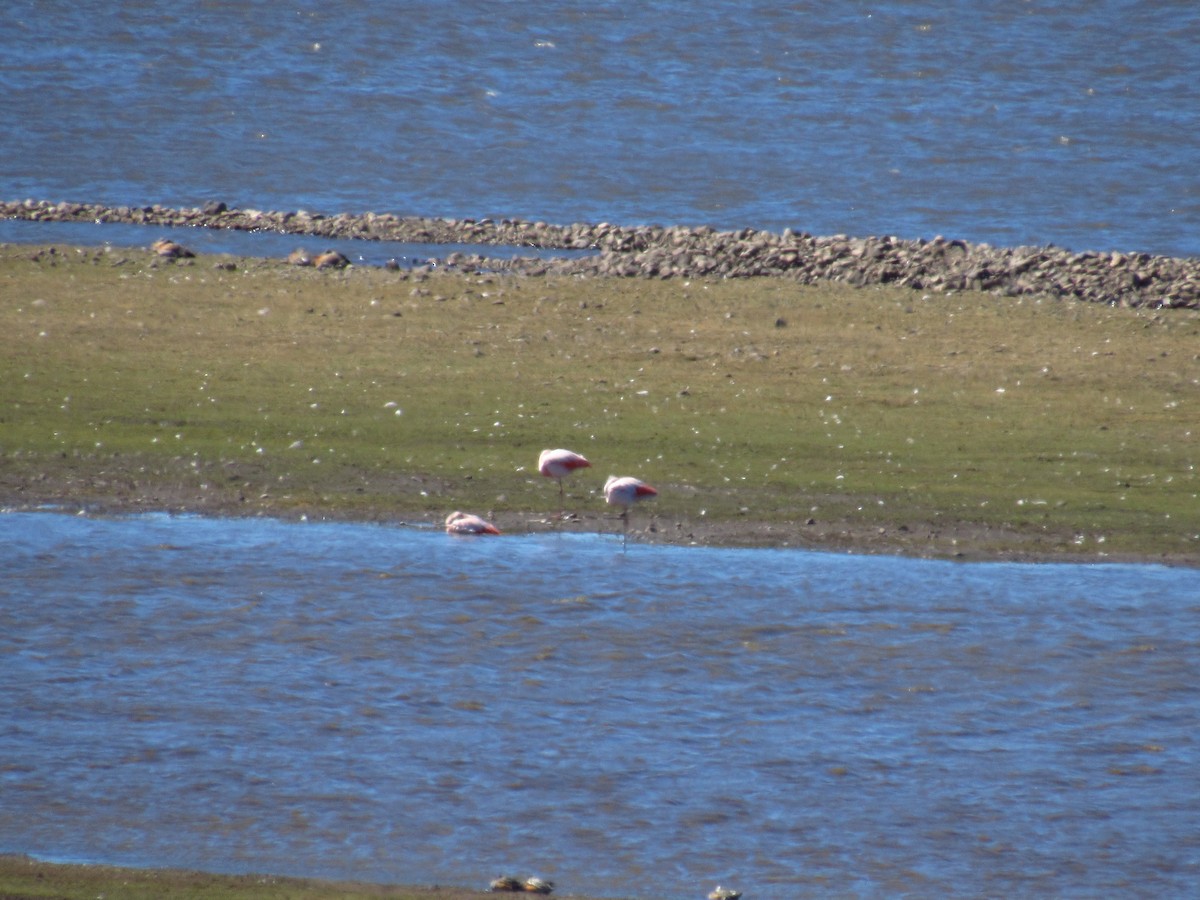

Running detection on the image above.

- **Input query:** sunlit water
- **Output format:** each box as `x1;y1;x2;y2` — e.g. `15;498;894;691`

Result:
2;511;1197;898
3;1;1199;258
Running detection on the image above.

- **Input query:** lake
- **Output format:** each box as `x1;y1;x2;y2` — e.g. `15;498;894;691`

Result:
2;510;1197;897
3;1;1199;257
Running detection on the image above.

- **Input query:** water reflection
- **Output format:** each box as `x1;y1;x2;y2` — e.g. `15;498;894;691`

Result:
2;511;1197;898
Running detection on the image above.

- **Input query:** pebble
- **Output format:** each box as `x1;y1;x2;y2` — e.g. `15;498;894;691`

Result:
4;198;1196;308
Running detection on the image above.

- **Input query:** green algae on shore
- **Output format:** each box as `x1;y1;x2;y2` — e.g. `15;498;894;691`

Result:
1;242;1197;564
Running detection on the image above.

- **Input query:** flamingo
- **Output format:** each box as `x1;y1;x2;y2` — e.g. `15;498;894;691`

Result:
444;510;501;535
538;448;591;514
603;475;658;547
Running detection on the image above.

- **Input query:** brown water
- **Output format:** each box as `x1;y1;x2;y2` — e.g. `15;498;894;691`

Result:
1;511;1197;898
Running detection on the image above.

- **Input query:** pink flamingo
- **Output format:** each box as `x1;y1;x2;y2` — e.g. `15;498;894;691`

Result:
538;448;591;514
603;475;658;547
444;511;501;535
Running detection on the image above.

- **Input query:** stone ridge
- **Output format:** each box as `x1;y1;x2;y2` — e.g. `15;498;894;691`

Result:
4;198;1197;308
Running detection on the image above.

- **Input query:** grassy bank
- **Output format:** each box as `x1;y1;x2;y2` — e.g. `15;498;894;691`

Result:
1;242;1197;563
0;855;573;900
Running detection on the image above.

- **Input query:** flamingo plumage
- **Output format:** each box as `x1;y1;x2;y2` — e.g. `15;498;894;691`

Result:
603;475;658;548
538;448;591;514
444;511;501;535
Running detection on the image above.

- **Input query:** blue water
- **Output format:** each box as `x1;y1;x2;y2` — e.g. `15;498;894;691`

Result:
2;511;1198;897
4;2;1200;894
2;1;1199;257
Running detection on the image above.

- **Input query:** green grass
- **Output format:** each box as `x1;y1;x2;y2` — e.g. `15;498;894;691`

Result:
0;855;521;899
2;243;1198;561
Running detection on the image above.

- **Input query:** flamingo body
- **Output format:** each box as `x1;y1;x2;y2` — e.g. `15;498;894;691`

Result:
538;448;591;480
603;475;658;508
539;448;591;514
604;475;657;549
444;511;501;535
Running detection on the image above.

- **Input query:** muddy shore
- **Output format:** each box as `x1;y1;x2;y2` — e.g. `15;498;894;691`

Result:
3;410;1189;569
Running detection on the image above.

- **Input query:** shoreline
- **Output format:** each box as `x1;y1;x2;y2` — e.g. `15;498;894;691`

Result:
5;197;1200;308
3;237;1197;569
0;854;583;900
3;484;1192;569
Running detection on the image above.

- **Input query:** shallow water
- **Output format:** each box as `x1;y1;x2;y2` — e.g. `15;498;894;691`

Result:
2;510;1198;897
0;218;598;267
3;1;1199;257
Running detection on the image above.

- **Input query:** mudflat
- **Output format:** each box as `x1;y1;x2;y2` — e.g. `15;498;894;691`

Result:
2;242;1197;565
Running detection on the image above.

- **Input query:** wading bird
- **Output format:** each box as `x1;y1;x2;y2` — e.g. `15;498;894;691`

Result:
603;475;657;548
444;511;501;535
538;448;591;514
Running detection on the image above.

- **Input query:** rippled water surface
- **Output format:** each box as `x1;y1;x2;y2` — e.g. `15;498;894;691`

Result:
2;1;1199;257
2;511;1198;898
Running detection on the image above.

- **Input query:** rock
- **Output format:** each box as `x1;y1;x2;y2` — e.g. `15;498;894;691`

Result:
2;198;1198;307
313;250;350;269
150;238;194;258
